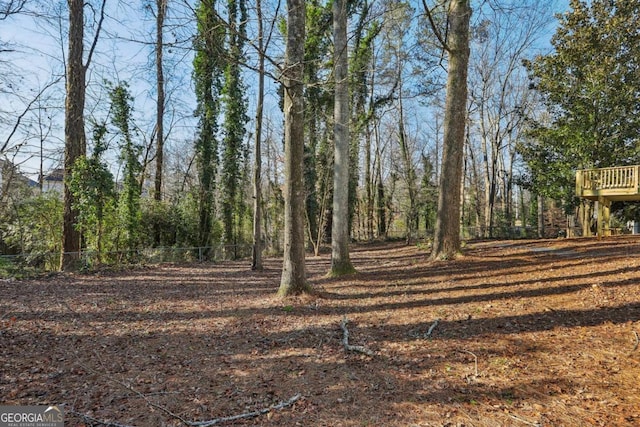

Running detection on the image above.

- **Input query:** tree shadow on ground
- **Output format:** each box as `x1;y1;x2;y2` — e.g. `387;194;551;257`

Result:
2;237;640;426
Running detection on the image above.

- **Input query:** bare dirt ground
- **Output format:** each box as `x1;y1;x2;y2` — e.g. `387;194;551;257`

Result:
2;237;640;427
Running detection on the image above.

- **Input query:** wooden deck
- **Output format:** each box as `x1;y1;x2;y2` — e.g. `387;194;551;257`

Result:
576;165;640;236
576;165;640;201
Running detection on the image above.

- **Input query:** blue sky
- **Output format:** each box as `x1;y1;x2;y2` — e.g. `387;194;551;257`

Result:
0;0;571;181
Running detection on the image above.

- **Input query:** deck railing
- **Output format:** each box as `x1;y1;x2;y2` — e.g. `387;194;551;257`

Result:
576;165;640;197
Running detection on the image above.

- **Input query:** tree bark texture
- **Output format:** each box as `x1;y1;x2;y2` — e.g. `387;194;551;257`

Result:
278;0;310;296
431;0;471;260
329;0;355;276
154;0;166;203
252;0;265;271
153;0;166;246
61;0;86;271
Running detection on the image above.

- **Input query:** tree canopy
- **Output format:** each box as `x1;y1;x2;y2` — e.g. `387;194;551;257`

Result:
521;0;640;201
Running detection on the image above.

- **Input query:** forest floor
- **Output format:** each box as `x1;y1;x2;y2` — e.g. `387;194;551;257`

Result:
2;237;640;427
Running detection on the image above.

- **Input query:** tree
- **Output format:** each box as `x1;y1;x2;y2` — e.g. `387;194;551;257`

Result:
277;0;312;296
350;0;381;240
153;0;167;245
251;0;266;270
329;0;355;276
110;82;142;258
69;123;115;264
61;0;106;271
302;0;332;256
522;0;640;203
427;0;471;260
193;0;225;257
0;0;26;18
221;0;249;256
468;1;555;238
382;0;419;244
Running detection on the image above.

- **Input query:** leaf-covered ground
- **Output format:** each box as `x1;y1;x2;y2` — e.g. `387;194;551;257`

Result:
1;237;640;426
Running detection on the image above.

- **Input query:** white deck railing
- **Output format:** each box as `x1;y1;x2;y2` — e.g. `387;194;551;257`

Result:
576;165;640;196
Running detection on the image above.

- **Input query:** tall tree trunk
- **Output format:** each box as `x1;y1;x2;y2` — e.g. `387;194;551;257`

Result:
61;0;86;271
329;0;355;276
278;0;311;296
375;142;387;238
193;0;223;259
153;0;166;245
252;0;265;271
398;97;416;245
537;195;544;238
430;0;471;260
364;125;374;240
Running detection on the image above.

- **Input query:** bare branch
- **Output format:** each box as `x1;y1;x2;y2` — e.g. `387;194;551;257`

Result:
340;316;375;356
187;394;302;427
0;0;27;20
426;318;440;337
67;410;136;427
1;76;62;155
421;0;450;52
84;0;107;71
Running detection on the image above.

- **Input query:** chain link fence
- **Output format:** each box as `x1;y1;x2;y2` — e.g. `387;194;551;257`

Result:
0;244;253;277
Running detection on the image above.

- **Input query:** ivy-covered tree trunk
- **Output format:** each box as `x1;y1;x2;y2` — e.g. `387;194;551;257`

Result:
193;0;224;258
61;0;86;271
278;0;312;296
110;83;142;257
68;124;114;266
222;0;248;257
329;0;355;276
431;0;471;260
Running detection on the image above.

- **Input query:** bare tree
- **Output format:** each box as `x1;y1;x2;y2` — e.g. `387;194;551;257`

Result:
153;0;167;246
0;0;27;19
469;1;555;238
251;0;265;271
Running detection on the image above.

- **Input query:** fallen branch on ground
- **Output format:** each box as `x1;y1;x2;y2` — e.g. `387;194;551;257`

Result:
68;409;135;427
68;394;302;427
187;394;302;427
426;318;440;338
340;316;375;356
461;349;479;377
507;412;541;426
71;351;301;427
631;331;639;353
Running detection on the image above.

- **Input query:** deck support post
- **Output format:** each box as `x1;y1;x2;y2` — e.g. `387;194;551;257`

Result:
597;196;611;238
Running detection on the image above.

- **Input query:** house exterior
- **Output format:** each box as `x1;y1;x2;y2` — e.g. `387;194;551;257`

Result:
41;168;65;194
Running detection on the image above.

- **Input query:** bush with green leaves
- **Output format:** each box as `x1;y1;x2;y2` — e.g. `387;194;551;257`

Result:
1;193;63;270
69;123;117;264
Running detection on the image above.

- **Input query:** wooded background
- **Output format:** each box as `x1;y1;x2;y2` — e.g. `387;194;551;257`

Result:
2;0;639;274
